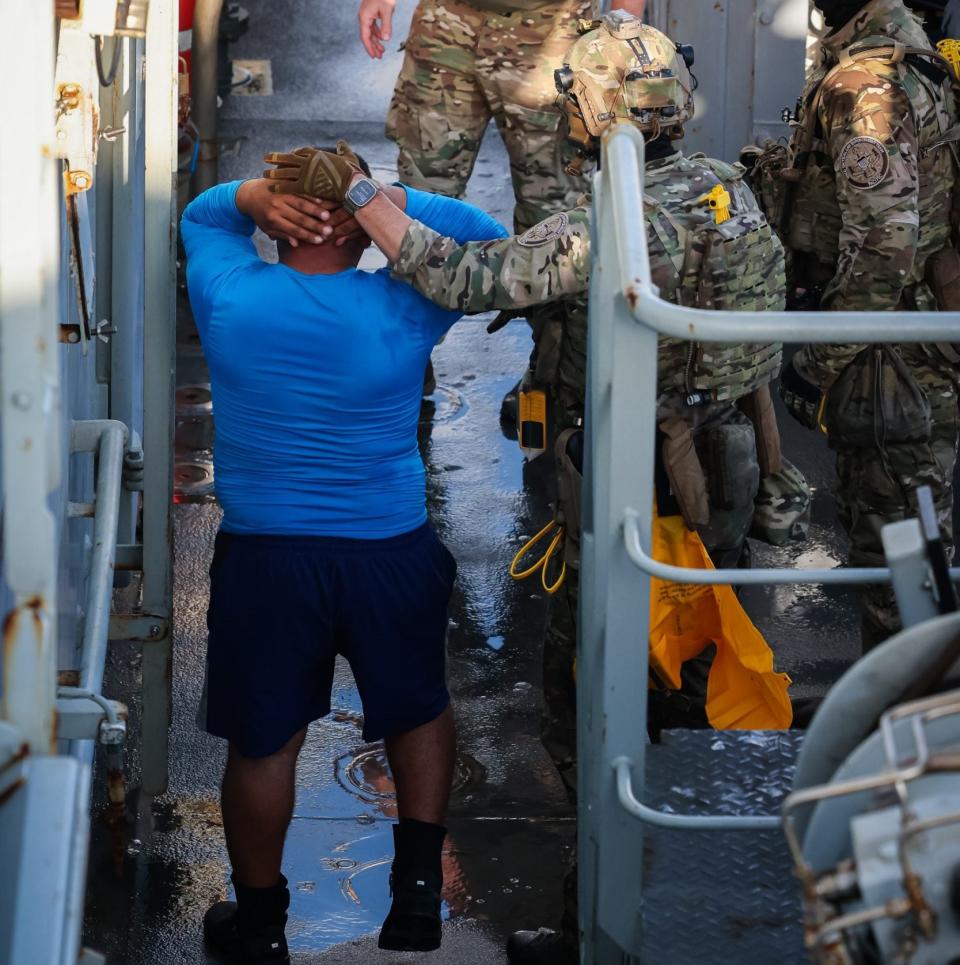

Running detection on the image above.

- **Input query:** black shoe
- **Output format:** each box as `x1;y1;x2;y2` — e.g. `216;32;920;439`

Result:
506;928;578;965
377;866;442;952
203;901;290;964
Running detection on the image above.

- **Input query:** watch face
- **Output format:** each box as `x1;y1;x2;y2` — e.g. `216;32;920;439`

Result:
349;178;378;208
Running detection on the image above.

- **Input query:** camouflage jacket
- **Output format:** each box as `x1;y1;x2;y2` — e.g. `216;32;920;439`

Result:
787;0;958;387
463;0;565;11
393;150;785;424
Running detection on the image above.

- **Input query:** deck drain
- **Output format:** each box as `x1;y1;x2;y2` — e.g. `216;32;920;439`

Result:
420;382;467;427
174;460;215;502
176;383;212;417
335;745;483;806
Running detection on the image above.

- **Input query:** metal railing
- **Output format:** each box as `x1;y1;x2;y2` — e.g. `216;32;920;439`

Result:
578;123;960;962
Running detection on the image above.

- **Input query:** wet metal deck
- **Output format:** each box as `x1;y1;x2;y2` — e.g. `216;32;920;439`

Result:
81;0;874;961
641;731;806;963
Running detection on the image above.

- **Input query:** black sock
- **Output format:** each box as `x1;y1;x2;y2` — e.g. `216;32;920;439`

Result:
231;873;290;933
393;819;447;880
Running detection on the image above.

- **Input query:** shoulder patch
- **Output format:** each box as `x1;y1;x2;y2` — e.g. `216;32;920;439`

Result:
517;212;570;248
838;136;889;189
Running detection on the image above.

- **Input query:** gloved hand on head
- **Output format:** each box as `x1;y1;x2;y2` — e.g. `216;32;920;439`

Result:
262;139;362;203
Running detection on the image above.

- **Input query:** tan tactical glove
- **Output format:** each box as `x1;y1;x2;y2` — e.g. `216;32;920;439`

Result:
262;139;361;202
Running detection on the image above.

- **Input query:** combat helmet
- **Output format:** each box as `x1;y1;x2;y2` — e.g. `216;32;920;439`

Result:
555;10;696;154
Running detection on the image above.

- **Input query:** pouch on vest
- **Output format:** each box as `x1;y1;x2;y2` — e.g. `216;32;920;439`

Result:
705;420;758;513
649;509;793;729
738;383;782;477
658;415;709;531
555;427;583;566
924;246;960;364
532;306;565;385
518;388;548;458
824;346;933;449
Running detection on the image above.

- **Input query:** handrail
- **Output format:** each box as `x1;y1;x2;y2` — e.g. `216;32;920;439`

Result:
623;509;960;587
604;125;960;344
71;420;128;697
581;124;960;959
613;757;781;830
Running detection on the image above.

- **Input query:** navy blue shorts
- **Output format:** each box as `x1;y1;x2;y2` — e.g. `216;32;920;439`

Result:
201;522;457;757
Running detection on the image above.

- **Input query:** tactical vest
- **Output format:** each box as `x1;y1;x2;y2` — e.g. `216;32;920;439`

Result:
648;156;786;404
549;157;784;418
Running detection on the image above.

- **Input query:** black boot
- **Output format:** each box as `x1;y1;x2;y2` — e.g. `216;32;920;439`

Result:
506;927;578;965
204;874;290;964
378;819;446;952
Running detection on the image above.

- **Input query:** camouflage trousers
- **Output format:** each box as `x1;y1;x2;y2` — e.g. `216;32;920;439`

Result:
540;389;760;945
835;383;959;650
386;0;593;233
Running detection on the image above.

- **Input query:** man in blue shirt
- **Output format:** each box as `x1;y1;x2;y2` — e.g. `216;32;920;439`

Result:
181;158;506;964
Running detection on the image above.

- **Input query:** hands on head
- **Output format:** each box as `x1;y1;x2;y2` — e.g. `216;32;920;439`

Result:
245;141;367;248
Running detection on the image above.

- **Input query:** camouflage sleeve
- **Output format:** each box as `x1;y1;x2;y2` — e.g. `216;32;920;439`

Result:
391;208;592;314
795;64;919;387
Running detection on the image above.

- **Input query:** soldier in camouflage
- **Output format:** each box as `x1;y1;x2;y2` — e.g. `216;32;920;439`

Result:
358;0;644;233
359;0;644;401
773;0;960;650
266;15;791;962
342;15;787;962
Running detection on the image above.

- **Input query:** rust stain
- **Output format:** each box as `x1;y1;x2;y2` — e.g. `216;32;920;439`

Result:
2;607;19;664
103;767;128;875
625;286;639;312
58;669;80;687
0;777;26;807
0;742;29;776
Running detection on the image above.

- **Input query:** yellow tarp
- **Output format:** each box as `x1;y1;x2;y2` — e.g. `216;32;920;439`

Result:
649;513;793;730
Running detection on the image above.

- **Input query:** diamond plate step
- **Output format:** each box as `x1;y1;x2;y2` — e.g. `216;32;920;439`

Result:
640;730;806;964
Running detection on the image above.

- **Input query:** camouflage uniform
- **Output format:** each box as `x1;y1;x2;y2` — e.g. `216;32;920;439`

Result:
393;147;786;760
386;0;595;233
392;148;786;940
779;0;960;646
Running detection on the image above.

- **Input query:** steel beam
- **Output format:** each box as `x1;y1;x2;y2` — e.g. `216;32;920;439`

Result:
141;0;178;795
0;0;63;757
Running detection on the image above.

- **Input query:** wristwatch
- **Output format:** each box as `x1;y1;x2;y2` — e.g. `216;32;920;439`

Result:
343;176;379;215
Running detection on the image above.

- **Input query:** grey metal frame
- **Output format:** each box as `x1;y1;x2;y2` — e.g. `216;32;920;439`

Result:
579;124;960;962
140;0;178;796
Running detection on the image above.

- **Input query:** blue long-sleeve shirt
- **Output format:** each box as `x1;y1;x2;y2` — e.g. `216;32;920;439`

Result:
181;182;507;537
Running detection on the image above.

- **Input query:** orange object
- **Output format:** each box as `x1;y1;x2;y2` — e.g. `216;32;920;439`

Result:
648;512;793;729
